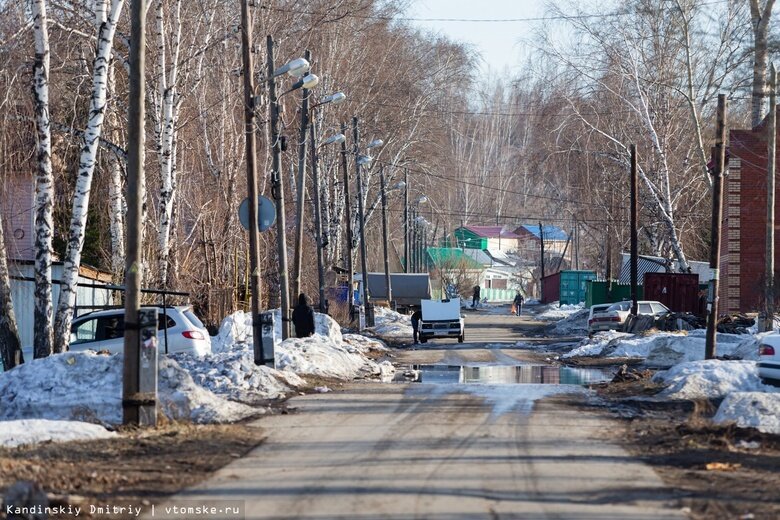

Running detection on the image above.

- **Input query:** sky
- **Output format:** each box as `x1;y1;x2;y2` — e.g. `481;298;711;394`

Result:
404;0;548;76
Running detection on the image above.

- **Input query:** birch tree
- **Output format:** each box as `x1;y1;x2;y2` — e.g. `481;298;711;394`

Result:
750;0;777;126
31;0;54;359
52;0;124;353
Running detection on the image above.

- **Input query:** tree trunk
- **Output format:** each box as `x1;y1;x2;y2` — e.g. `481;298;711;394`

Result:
750;0;776;127
0;199;24;370
31;0;54;359
53;0;125;352
107;59;125;281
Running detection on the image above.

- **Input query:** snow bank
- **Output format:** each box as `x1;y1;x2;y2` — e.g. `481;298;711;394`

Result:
0;419;116;448
370;306;413;341
0;352;258;425
536;303;585;321
550;308;590;335
276;335;394;381
171;349;305;404
342;333;389;354
563;330;759;367
714;392;780;434
212;309;343;352
652;360;777;400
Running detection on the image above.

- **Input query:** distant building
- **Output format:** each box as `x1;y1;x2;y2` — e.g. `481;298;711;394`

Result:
451;225;520;253
513;224;570;264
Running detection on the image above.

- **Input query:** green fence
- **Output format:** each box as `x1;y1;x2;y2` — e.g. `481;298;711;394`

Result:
586;280;644;307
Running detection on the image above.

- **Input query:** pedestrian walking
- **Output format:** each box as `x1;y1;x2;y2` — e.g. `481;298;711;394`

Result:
513;292;524;316
411;309;422;344
292;293;316;338
472;285;481;308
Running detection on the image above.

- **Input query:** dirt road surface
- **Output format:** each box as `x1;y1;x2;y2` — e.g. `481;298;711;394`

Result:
156;310;686;519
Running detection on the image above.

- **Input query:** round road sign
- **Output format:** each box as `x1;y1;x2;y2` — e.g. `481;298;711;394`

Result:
239;196;276;232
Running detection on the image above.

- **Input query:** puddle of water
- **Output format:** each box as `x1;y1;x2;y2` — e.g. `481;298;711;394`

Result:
411;364;614;385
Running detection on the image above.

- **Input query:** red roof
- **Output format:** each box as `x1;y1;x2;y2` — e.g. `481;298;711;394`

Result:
464;225;521;239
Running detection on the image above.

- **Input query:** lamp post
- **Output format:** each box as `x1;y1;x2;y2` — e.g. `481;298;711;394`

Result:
403;168;409;273
292;84;345;300
352;116;383;327
311;129;346;313
379;167;405;308
266;35;317;340
339;123;355;321
410;195;427;273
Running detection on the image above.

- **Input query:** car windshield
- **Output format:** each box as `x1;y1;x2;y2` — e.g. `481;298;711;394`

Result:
607;301;631;312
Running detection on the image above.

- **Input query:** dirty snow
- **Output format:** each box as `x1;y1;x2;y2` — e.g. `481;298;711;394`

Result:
342;333;389;354
0;419;116;448
0;352;258;426
276;335;393;381
369;306;413;341
563;330;758;367
652;360;777;400
714;392;780;434
172;349;305;404
535;303;585;321
549;308;590;335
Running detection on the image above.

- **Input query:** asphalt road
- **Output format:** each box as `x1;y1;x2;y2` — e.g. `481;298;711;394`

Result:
156;310;686;520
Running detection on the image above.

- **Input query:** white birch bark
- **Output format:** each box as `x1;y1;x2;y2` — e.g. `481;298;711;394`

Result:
107;57;125;279
31;0;54;359
750;0;776;127
52;0;125;352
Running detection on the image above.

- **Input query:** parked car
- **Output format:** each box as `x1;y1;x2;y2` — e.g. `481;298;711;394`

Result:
587;303;613;336
587;300;671;335
22;306;211;360
758;333;780;385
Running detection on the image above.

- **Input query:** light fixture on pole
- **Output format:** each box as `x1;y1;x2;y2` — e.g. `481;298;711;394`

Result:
311;130;347;313
380;169;405;309
352;117;383;328
266;36;313;340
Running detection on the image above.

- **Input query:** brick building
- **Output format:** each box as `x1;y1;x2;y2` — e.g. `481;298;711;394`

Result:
722;106;780;313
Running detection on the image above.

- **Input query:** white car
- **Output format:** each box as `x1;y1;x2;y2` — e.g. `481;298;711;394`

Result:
588;300;671;335
587;303;613;336
23;306;211;360
758;333;780;385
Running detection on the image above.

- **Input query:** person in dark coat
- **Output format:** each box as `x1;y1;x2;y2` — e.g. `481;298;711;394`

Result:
410;309;422;344
513;292;524;316
292;293;316;338
472;285;481;308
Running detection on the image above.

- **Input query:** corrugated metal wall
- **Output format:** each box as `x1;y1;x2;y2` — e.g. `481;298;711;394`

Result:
9;263;113;347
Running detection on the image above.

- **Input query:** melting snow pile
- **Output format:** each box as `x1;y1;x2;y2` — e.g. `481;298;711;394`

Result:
550;308;590;335
563;330;758;367
0;419;116;448
714;393;780;434
212;309;394;383
369;306;413;341
535;303;585;321
0;352;259;426
652;360;776;400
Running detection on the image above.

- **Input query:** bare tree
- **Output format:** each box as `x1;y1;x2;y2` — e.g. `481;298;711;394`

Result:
53;0;125;353
750;0;777;126
31;0;54;359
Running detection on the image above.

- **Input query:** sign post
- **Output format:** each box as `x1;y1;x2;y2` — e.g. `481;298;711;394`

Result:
138;308;158;426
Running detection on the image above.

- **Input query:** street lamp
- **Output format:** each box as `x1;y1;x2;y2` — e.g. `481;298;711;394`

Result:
310;130;347;313
410;195;428;272
380;168;406;308
352;116;383;328
291;79;345;301
266;35;316;341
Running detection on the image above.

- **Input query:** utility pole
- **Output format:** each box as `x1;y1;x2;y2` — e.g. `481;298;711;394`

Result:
706;94;727;360
574;219;580;270
267;35;291;340
292;49;311;301
630;144;639;317
380;165;392;306
539;221;545;279
353;116;374;326
240;0;263;364
309;123;327;313
340;123;354;320
123;0;146;425
763;63;777;332
404;168;409;273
